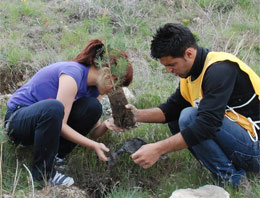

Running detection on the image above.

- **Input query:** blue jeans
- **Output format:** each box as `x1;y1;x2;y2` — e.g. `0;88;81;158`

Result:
168;107;260;187
4;97;102;181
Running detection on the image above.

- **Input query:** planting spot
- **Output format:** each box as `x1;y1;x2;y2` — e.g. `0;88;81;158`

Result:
108;137;147;166
108;137;167;167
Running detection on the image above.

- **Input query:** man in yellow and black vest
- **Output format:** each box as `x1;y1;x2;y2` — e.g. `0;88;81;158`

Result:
126;23;260;187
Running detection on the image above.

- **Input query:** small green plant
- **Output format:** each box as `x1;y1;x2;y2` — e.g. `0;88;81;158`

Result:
192;31;200;42
96;47;129;88
107;186;152;198
237;0;253;9
95;10;129;89
182;18;191;27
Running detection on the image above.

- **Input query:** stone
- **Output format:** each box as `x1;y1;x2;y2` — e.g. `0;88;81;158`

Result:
170;185;230;198
122;87;135;100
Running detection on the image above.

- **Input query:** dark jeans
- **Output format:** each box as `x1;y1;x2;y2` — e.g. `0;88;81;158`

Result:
168;107;260;187
4;97;102;181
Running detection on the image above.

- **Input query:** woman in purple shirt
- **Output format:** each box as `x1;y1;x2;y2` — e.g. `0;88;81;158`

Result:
4;39;133;187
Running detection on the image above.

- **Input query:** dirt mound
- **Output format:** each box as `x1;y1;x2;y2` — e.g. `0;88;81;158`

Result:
36;185;89;198
0;66;25;94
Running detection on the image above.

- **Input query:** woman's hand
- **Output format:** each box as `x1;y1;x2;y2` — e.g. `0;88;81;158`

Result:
104;118;125;132
93;142;110;162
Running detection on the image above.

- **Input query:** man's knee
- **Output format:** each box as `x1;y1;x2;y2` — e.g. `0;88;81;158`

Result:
178;107;197;130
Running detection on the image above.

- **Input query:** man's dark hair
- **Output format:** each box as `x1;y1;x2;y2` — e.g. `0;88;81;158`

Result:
151;23;197;59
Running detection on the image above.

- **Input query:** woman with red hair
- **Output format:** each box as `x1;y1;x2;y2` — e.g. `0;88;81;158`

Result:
4;39;133;187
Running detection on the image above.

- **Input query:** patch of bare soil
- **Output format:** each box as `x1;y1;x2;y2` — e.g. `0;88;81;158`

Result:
74;169;117;198
0;66;25;94
74;169;161;197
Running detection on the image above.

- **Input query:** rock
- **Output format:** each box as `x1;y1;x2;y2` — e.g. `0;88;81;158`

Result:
122;87;135;101
192;17;201;24
101;95;112;117
0;94;11;101
0;94;11;111
170;185;230;198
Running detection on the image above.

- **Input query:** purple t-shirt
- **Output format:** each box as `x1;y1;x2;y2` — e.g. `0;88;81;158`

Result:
7;61;99;110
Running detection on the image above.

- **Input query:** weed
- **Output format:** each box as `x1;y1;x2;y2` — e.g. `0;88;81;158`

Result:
107;186;152;198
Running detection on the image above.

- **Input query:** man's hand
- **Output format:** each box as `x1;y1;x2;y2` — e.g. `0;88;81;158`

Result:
131;133;188;168
125;104;138;122
93;142;110;162
131;143;161;169
125;104;138;113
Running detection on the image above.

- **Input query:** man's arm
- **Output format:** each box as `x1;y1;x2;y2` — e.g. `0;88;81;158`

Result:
126;85;190;123
158;86;190;122
125;87;189;168
127;103;188;169
126;105;166;123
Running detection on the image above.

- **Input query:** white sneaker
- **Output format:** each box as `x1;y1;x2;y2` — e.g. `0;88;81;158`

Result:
49;171;74;187
55;157;68;170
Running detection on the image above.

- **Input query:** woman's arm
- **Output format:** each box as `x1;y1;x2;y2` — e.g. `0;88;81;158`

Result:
88;120;107;139
89;118;125;139
88;95;125;139
56;74;109;161
88;95;109;139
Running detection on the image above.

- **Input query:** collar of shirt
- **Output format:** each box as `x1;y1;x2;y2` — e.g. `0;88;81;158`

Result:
187;46;210;81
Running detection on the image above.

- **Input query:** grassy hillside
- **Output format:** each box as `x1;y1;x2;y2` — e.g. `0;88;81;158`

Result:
0;0;259;197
